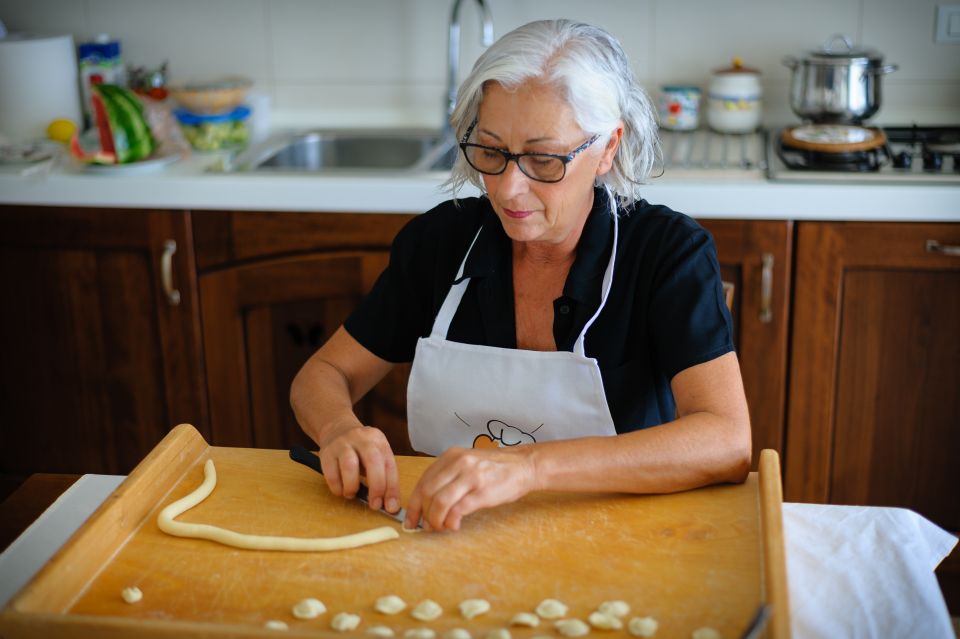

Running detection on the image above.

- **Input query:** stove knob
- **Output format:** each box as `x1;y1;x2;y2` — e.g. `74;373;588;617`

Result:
923;151;943;171
892;151;912;169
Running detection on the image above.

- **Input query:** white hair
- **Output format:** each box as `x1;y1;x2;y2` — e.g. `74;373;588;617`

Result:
443;19;661;208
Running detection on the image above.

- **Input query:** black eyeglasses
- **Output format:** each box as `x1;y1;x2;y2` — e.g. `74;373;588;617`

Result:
459;119;600;183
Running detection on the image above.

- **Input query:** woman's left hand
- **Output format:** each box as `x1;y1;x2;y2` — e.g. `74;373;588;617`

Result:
403;446;538;532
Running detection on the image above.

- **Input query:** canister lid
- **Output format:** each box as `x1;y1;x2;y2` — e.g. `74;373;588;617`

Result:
713;57;760;75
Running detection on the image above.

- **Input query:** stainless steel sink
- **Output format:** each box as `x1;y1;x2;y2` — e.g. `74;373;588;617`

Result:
228;129;458;173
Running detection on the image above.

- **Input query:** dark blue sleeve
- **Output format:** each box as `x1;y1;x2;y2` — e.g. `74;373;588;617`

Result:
648;223;735;380
343;213;434;364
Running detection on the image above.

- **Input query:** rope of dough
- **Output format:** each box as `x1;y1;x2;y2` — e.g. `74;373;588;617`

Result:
157;459;400;551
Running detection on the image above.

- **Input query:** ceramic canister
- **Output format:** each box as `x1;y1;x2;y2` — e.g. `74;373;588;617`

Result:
658;86;701;130
707;57;762;134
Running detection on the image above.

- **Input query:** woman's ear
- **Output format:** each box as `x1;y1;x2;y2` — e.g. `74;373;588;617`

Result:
596;122;624;176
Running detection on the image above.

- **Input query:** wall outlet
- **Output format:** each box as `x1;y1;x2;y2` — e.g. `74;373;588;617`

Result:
935;4;960;43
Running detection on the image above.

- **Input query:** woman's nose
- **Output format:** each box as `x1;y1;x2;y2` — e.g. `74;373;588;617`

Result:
497;159;530;197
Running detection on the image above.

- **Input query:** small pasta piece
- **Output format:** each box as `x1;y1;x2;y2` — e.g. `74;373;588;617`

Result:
332;612;362;632
597;601;630;618
555;619;591;637
292;598;326;619
121;586;142;604
627;617;659;637
535;599;568;619
588;612;622;630
376;595;408;615
411;599;443;621
264;620;289;631
509;612;540;627
367;626;396;637
459;599;491;619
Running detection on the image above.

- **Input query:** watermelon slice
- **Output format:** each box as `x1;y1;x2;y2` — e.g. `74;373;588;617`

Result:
70;84;157;164
69;133;116;164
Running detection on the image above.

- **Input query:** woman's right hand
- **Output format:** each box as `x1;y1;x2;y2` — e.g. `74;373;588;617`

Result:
317;421;401;514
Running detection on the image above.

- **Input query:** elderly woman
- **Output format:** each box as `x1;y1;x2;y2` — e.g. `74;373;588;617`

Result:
291;19;750;532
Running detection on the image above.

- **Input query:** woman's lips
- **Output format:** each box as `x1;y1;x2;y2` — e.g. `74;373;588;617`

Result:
503;207;534;219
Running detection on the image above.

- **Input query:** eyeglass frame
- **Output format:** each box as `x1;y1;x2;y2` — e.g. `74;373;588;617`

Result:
458;118;601;184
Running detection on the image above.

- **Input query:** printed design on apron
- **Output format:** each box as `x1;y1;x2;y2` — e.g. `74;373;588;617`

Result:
454;412;543;449
406;186;621;456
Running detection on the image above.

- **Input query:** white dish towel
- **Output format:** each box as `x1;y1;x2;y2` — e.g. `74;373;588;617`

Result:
784;503;958;638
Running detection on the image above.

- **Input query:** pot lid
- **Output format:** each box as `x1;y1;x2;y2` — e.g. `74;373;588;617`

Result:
808;34;883;62
713;56;760;75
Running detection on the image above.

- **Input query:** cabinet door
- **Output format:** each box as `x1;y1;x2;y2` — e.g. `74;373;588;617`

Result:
199;251;413;453
699;220;793;470
786;222;960;531
0;207;206;482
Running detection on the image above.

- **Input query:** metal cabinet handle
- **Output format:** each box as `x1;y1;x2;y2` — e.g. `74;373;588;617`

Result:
161;239;182;306
926;240;960;257
759;253;774;323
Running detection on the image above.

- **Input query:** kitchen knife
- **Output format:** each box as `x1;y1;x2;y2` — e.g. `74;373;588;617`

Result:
289;446;419;529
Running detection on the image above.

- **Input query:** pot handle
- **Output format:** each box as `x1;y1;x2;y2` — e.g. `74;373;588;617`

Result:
823;33;854;52
870;63;899;75
782;55;799;70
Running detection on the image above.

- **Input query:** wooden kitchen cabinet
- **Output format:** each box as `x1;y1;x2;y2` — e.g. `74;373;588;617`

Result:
699;220;793;470
0;207;207;490
785;222;960;532
192;211;415;453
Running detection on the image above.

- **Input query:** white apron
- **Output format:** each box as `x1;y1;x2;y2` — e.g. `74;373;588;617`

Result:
406;194;620;456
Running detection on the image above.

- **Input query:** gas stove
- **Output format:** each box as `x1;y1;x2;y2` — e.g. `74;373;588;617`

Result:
766;125;960;184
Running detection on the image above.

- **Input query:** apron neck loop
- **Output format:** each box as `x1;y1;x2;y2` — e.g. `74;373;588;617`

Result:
429;226;484;339
573;186;619;357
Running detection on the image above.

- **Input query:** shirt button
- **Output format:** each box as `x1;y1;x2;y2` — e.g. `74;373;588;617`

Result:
558;304;570;315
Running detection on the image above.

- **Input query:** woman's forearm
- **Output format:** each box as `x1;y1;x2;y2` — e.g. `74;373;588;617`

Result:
525;412;751;495
290;356;364;447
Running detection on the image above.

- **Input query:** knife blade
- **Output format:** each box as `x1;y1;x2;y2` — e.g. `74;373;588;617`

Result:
289;446;419;529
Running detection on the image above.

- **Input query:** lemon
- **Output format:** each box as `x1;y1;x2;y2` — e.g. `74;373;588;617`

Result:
46;118;77;143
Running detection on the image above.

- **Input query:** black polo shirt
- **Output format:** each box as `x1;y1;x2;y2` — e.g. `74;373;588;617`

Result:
344;187;734;432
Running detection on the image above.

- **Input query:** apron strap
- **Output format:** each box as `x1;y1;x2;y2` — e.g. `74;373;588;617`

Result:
574;186;619;357
431;187;619;350
430;226;484;339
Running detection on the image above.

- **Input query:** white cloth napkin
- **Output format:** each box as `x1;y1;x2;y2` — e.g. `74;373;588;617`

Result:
783;503;958;639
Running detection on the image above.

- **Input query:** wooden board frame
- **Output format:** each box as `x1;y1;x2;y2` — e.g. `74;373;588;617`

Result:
1;425;790;638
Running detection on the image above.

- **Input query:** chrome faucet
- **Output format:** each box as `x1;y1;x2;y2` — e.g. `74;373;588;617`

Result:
446;0;493;128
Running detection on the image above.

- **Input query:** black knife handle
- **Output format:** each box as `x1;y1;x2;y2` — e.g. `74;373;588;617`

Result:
289;446;371;503
289;446;322;473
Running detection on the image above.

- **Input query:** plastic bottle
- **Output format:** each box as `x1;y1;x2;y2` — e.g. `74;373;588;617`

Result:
77;34;126;128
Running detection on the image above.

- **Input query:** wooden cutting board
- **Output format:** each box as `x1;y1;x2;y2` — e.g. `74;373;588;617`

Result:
0;424;790;638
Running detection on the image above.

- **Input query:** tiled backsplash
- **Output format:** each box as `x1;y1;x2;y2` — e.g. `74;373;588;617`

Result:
2;0;958;128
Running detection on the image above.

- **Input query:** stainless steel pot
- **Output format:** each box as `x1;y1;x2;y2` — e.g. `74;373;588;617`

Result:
783;34;897;124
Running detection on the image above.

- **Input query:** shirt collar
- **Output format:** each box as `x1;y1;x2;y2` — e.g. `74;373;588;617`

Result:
457;188;615;302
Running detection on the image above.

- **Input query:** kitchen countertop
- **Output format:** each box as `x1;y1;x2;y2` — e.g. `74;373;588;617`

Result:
1;138;958;222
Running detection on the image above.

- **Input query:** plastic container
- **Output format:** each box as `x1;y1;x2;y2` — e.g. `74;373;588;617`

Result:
174;105;249;151
658;86;701;130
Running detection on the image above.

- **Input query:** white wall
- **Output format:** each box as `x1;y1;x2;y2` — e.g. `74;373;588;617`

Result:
2;0;958;128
